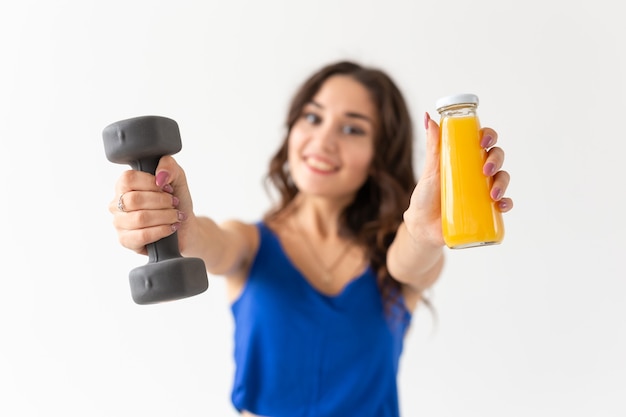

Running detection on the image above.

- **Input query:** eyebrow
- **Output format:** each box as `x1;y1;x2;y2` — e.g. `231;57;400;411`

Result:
308;100;373;124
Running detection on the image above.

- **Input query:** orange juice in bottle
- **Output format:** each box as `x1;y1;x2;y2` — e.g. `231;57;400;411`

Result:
436;93;504;249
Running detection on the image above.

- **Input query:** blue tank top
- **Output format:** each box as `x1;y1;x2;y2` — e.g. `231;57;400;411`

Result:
230;222;411;417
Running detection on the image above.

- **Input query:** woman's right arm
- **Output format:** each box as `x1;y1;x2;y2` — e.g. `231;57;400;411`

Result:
109;155;256;280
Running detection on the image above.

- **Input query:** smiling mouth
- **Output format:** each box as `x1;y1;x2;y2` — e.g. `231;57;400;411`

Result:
305;157;338;172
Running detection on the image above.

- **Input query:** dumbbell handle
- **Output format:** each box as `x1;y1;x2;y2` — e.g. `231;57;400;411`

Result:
128;155;160;173
135;156;181;264
125;154;179;263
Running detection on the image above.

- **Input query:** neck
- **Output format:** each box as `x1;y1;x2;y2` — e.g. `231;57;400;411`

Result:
291;194;348;239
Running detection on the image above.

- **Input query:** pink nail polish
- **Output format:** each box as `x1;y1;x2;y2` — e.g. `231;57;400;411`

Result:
481;135;494;149
162;184;174;193
155;171;169;188
483;162;496;176
177;211;187;221
424;112;430;130
172;196;180;207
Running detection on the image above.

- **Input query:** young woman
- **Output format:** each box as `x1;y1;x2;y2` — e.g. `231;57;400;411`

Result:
109;61;513;417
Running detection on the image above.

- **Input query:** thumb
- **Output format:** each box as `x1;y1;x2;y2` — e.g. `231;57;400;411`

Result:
154;155;187;190
421;112;441;179
155;155;196;215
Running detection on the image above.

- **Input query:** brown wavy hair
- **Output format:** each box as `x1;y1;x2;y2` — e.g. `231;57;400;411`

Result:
263;60;417;316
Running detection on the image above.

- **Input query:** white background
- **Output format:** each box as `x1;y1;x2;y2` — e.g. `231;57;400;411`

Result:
1;0;624;416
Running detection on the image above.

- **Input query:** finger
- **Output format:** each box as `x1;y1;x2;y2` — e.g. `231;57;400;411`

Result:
479;127;498;149
155;155;187;190
114;169;161;196
496;197;514;213
421;112;441;178
109;190;179;214
490;170;511;201
483;146;505;176
117;224;179;253
113;207;184;231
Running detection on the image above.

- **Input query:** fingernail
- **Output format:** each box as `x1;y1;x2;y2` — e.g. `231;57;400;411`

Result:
171;222;181;232
172;196;180;207
424;112;430;130
155;171;169;188
481;135;494;149
498;200;508;211
491;187;503;200
177;211;187;221
162;184;174;193
483;162;496;176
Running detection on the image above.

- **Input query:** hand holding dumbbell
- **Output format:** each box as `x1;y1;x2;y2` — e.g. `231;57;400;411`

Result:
103;115;208;304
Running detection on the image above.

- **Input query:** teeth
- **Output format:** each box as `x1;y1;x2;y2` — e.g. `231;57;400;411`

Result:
307;158;335;171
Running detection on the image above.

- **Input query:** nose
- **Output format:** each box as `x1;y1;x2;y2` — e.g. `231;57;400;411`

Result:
312;122;338;151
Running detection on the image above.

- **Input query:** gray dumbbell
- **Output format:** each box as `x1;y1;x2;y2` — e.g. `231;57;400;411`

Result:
103;115;208;304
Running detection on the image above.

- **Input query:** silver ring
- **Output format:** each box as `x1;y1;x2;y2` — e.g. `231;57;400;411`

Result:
117;193;126;212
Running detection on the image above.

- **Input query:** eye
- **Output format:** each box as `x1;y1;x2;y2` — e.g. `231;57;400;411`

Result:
303;112;321;124
342;125;366;136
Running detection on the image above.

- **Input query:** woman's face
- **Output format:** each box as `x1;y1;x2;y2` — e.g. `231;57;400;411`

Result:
288;75;377;201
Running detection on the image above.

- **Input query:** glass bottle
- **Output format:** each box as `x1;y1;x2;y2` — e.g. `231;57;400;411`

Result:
436;93;504;249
